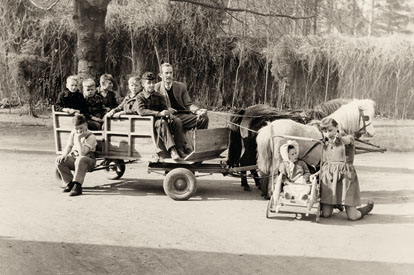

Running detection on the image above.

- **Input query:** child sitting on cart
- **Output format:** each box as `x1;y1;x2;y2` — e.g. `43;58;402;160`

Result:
55;75;88;115
56;114;97;197
275;140;312;200
105;76;141;118
82;78;106;130
136;72;188;161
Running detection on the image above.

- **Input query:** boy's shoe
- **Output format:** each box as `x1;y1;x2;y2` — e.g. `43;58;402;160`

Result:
63;181;74;193
170;147;181;161
69;182;82;196
183;147;193;155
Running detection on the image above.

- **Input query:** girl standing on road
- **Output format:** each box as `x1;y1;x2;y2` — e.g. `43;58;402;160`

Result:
56;114;97;196
319;117;374;220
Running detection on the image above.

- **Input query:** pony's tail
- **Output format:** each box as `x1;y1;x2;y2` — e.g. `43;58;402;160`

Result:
257;122;273;175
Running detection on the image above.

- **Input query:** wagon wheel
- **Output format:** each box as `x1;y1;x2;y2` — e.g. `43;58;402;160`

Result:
104;159;126;180
163;168;197;201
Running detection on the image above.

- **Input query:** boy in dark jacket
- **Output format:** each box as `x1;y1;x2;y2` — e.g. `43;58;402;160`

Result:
55;75;88;115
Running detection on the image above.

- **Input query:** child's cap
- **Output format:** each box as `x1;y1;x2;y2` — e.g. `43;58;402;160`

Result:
141;72;155;81
73;114;87;126
280;140;299;162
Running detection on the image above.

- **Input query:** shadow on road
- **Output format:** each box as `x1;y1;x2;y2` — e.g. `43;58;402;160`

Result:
83;178;265;201
0;238;412;275
360;190;414;205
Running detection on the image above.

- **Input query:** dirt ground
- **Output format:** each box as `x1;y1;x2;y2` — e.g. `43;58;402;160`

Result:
0;144;413;274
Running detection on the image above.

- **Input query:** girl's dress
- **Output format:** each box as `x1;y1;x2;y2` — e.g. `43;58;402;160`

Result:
320;136;361;206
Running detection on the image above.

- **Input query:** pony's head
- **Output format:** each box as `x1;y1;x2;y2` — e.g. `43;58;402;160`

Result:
328;99;376;138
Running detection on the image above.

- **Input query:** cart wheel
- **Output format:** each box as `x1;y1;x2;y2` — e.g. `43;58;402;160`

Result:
163;168;197;201
104;159;126;180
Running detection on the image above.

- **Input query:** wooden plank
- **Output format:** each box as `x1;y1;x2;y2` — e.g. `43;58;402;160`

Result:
56;114;73;130
131;117;154;135
184;149;226;162
194;128;229;152
107;118;130;132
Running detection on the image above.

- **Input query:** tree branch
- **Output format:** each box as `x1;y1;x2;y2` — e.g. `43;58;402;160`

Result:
170;0;316;20
28;0;61;10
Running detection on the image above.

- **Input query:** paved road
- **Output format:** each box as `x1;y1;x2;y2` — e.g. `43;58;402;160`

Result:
0;149;414;275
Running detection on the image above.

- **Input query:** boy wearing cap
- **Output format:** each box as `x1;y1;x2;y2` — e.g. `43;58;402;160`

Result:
105;76;141;118
137;72;187;161
56;114;97;196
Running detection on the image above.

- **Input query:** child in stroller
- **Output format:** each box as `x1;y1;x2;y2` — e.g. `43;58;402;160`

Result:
267;140;320;221
277;140;312;200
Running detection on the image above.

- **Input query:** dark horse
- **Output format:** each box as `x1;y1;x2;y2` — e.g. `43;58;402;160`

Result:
227;105;305;192
227;99;353;195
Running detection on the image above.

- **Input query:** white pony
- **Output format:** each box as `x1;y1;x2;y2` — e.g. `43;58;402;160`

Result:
256;99;376;198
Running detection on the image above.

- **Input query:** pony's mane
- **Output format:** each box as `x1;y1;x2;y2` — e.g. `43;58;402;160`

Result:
315;98;352;117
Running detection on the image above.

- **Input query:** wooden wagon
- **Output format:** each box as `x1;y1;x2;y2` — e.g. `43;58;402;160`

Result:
53;109;256;200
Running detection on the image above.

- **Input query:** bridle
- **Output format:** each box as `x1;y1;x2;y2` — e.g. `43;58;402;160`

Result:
355;108;371;138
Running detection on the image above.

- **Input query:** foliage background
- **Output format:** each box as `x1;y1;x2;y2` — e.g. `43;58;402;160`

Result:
1;0;414;118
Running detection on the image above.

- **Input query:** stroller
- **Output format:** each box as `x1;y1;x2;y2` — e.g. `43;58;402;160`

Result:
266;168;321;222
266;138;322;222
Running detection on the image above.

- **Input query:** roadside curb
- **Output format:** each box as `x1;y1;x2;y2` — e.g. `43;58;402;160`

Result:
355;165;414;174
0;148;56;155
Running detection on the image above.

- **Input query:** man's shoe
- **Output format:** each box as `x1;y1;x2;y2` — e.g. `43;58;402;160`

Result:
63;181;74;193
184;147;193;155
177;148;189;159
69;182;82;196
170;147;181;161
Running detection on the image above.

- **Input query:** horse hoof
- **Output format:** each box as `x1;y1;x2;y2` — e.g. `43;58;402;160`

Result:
244;185;251;191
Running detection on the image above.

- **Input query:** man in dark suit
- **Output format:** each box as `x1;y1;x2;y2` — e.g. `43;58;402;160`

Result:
154;63;209;130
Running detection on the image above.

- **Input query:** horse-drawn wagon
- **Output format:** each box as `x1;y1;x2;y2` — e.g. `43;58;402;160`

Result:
53;108;256;200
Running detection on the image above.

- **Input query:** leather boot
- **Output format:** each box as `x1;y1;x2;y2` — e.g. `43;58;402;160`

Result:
69;182;82;196
63;181;74;193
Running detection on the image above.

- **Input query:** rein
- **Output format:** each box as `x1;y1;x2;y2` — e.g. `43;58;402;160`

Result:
356;108;372;136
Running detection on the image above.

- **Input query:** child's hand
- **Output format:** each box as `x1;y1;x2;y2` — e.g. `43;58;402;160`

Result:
167;108;177;114
105;110;115;118
334;132;341;143
57;154;68;163
113;112;122;118
159;110;171;117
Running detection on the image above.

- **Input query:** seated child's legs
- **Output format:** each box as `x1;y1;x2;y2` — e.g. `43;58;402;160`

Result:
345;206;362;221
56;156;76;184
322;204;334;218
73;156;96;184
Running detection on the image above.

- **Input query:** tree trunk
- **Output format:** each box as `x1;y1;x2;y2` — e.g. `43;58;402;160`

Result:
73;0;111;80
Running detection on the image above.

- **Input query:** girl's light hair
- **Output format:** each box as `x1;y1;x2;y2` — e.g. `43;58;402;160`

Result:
66;75;79;84
320;117;338;130
128;76;140;85
82;78;95;87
